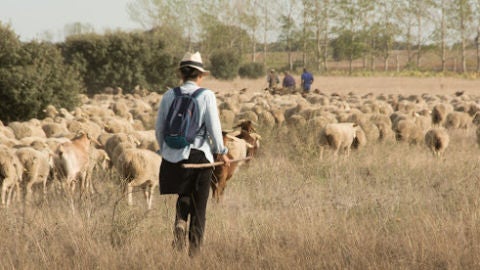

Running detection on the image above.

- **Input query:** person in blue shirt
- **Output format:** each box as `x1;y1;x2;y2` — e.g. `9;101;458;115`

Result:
301;68;314;94
155;51;230;257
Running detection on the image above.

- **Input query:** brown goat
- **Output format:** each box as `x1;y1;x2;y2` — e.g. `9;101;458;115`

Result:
211;132;251;203
233;120;261;159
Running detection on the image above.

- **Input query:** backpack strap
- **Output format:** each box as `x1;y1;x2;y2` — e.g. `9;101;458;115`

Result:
191;88;206;98
191;88;207;138
172;87;205;97
173;87;182;96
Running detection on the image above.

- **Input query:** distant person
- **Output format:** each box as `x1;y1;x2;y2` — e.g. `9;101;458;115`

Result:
301;68;314;94
267;69;280;90
282;71;296;93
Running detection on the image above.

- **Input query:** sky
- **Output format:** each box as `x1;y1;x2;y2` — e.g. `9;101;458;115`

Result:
0;0;141;42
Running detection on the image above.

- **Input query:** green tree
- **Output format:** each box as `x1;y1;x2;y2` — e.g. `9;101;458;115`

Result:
209;50;241;80
0;25;83;123
331;30;365;62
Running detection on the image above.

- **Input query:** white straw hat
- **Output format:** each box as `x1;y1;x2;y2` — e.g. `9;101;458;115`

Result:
179;51;209;73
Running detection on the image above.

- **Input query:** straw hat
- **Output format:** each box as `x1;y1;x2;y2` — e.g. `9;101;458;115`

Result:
179;51;209;73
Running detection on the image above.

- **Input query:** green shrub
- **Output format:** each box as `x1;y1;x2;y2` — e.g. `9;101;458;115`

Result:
209;50;241;80
0;25;83;123
238;62;265;79
61;31;177;95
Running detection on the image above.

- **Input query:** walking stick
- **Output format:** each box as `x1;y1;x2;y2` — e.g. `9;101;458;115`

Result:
182;157;252;169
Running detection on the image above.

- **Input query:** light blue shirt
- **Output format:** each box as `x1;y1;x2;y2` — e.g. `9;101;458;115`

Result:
155;81;228;163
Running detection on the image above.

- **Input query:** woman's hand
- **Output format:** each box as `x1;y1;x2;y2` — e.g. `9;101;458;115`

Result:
217;154;231;167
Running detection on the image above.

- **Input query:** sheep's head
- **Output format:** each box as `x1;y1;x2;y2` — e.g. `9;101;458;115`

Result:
234;120;256;133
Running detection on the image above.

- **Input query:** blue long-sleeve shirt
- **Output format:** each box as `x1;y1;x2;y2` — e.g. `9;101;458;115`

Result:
155;81;228;163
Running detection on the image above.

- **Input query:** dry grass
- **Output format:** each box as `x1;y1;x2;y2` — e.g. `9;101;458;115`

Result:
2;77;480;269
2;125;480;269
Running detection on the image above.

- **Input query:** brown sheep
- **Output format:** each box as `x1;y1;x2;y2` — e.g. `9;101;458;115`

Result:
424;128;449;157
53;132;95;199
444;111;471;129
431;103;454;127
394;119;424;144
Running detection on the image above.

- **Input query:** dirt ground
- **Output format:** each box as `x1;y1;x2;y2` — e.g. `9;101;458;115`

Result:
202;76;480;97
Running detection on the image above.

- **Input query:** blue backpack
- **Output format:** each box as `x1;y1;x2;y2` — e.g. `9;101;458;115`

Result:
164;87;206;149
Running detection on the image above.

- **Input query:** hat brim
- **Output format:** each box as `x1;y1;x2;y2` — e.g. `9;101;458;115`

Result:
179;61;209;74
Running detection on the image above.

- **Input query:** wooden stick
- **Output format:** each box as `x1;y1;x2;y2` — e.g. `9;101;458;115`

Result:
182;157;252;169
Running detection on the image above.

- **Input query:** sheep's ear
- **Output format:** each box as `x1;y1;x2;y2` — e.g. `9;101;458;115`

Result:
225;134;237;141
251;133;262;140
76;130;87;138
245;142;254;149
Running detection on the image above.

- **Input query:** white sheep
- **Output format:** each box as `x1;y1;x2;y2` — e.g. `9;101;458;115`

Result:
8;121;46;140
15;146;54;201
424;128;449;157
0;145;23;206
318;122;359;159
115;148;161;209
104;133;140;160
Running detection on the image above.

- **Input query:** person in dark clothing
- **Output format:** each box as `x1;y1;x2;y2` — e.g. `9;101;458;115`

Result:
155;51;230;257
267;69;280;90
282;71;296;93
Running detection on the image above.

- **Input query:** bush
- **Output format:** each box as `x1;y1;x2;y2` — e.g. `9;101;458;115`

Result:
209;50;241;80
0;25;83;123
238;62;265;79
61;31;177;95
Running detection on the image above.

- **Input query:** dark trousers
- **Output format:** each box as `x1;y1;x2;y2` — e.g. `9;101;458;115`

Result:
174;150;212;250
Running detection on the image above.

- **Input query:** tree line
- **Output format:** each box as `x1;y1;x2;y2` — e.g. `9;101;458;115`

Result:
0;21;266;123
125;0;480;74
0;23;178;123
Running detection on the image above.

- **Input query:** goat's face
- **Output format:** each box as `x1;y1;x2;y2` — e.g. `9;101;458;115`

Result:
235;120;256;133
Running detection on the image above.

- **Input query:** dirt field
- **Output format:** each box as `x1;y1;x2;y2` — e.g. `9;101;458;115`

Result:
203;76;480;96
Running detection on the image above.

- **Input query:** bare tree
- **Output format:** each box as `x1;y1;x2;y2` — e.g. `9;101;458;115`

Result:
300;0;315;68
278;0;299;71
454;0;474;73
311;0;331;72
335;0;372;74
477;26;480;72
239;0;261;62
410;0;435;68
127;0;198;52
476;0;480;72
64;22;95;37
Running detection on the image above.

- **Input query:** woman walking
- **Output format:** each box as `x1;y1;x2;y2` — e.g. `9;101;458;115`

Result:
155;51;230;257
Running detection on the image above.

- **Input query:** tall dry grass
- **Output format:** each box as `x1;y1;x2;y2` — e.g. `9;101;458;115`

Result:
1;126;480;269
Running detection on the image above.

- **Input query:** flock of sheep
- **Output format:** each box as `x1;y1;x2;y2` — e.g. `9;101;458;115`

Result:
0;85;479;208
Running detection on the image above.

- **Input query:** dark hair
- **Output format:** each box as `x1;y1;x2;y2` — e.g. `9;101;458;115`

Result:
179;66;202;81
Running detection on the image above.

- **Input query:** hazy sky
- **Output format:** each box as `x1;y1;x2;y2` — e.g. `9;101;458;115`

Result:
0;0;140;42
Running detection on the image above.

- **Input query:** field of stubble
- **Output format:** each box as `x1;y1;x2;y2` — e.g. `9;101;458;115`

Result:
1;76;480;269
